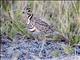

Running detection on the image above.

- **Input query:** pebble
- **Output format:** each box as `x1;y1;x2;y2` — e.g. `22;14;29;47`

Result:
1;34;80;60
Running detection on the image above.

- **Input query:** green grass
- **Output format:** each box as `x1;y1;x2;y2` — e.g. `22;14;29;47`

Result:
1;1;80;46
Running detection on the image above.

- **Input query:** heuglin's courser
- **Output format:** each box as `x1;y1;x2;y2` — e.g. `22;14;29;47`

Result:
22;7;68;57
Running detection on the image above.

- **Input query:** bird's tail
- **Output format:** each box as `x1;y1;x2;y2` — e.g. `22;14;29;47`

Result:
52;31;69;44
52;31;61;35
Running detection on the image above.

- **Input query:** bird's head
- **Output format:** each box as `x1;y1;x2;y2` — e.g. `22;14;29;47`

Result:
22;7;32;24
22;7;32;18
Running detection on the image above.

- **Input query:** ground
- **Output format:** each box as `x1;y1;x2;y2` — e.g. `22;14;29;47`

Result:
1;33;80;60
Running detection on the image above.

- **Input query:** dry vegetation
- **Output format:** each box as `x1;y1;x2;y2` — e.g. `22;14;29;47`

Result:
0;0;80;46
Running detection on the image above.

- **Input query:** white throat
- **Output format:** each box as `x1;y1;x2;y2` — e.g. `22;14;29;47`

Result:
27;18;30;24
27;15;32;24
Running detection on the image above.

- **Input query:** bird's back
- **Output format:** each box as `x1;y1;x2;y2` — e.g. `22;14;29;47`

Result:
32;16;54;34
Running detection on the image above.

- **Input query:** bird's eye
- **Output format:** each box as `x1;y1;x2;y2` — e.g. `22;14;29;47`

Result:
28;10;30;12
23;11;24;13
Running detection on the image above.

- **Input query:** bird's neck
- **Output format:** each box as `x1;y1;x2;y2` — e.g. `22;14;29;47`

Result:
28;14;33;20
27;14;33;24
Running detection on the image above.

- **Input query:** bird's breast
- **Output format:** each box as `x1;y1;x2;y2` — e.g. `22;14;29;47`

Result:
29;27;40;32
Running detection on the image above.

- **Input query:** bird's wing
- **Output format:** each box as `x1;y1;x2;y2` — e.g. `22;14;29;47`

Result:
33;17;54;34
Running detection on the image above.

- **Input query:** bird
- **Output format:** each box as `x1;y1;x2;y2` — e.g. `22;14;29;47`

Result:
22;7;59;37
21;7;68;57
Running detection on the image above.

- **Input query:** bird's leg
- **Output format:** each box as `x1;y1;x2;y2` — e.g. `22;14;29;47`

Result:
39;34;46;57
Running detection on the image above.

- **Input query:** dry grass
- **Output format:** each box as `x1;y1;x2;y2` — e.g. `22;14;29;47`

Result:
0;1;80;46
